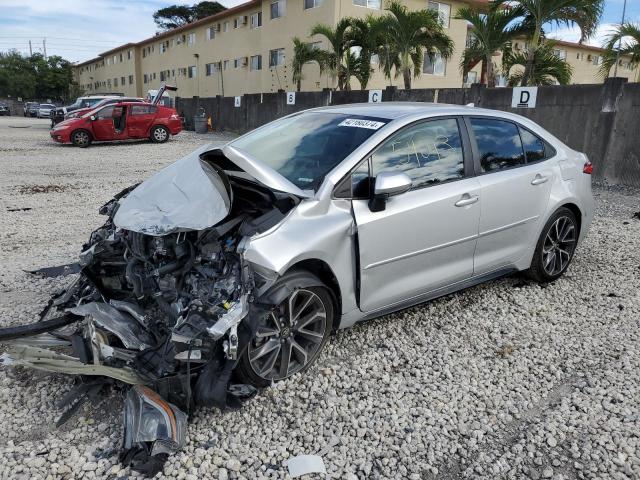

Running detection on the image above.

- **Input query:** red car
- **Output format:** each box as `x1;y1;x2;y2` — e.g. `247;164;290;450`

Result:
50;86;181;147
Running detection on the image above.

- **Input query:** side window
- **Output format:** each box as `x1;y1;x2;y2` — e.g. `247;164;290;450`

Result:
96;106;114;120
519;127;546;163
371;118;465;190
470;118;525;172
131;105;156;115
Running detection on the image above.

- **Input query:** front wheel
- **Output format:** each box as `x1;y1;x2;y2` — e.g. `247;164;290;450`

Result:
150;125;169;143
71;130;92;148
235;281;334;388
528;207;578;282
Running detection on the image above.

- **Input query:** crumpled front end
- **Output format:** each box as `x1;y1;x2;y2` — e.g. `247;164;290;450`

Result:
0;149;299;475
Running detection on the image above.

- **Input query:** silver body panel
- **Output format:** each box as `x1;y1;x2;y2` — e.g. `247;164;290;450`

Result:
231;103;594;329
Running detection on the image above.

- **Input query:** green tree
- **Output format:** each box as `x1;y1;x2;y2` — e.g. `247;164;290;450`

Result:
496;0;603;86
456;2;528;87
377;0;454;90
0;51;76;100
503;40;573;85
310;18;354;90
291;37;327;92
0;51;36;99
346;17;385;89
599;22;640;81
153;1;226;31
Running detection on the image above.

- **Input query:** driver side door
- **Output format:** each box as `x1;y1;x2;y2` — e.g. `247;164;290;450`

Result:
91;105;116;141
351;117;481;313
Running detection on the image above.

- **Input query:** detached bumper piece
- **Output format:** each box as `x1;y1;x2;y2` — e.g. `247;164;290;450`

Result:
121;385;187;476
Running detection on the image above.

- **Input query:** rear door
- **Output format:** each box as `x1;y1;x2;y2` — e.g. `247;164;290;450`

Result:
127;104;157;138
351;117;481;313
466;117;554;274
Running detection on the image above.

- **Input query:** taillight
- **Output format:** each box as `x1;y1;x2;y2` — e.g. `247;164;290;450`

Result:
583;161;593;174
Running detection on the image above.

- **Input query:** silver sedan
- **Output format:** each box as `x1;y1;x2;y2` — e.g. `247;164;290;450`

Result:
0;103;594;466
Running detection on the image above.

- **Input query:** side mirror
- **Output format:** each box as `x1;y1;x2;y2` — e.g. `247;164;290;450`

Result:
90;115;96;121
368;171;412;212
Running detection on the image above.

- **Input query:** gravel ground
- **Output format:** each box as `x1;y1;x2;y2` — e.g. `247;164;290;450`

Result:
0;115;639;480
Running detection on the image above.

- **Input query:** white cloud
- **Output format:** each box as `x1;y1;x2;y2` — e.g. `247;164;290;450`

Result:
546;24;620;48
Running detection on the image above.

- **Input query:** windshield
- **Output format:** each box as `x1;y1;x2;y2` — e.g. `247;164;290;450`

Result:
230;112;389;191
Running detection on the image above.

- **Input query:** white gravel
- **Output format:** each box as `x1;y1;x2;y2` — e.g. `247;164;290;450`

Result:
0;115;639;479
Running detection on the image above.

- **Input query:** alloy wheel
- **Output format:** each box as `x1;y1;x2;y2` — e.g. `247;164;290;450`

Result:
542;215;577;276
153;128;168;142
74;131;89;147
248;288;327;381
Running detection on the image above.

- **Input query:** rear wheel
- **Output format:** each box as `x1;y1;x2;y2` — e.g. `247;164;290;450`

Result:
150;125;169;143
528;207;578;282
71;130;92;148
236;279;334;388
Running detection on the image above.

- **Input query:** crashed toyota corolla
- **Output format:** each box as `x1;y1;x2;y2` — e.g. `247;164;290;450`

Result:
0;104;593;473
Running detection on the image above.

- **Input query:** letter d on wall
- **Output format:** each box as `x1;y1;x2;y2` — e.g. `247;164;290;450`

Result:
511;87;537;108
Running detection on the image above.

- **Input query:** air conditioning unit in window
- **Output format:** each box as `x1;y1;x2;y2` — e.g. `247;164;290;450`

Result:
238;15;247;25
241;57;249;67
215;24;221;32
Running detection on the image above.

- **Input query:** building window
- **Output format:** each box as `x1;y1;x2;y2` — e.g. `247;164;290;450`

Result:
160;70;166;81
178;67;187;76
428;1;451;28
188;65;197;78
160;42;166;54
423;52;446;75
304;0;322;9
187;33;196;46
142;49;146;58
127;50;132;60
119;53;123;62
592;55;602;65
553;48;567;60
223;21;229;32
205;63;219;76
250;55;262;71
121;76;126;85
143;74;148;84
269;48;285;67
464;71;477;84
271;0;285;18
113;55;117;64
223;60;229;70
206;26;216;40
114;78;118;87
353;0;380;8
250;12;262;28
129;75;134;85
107;58;111;65
153;72;156;80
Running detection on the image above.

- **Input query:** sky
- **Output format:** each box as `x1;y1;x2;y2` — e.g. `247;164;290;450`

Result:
0;0;637;64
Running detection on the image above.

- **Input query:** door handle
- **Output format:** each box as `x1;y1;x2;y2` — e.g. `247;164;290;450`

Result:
531;174;548;185
455;194;479;207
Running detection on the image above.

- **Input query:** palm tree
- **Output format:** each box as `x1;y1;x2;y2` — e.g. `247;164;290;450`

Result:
456;2;528;87
291;37;327;92
346;17;380;90
377;0;454;90
310;18;354;90
496;0;604;86
599;22;640;81
503;40;573;85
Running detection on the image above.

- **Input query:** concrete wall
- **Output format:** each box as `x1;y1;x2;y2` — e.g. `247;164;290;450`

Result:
177;78;640;187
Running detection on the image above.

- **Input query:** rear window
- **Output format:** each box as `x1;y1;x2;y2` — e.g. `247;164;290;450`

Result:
130;105;157;115
469;118;525;172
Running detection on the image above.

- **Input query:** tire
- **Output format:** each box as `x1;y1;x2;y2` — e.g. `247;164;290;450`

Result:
71;129;92;148
150;125;169;143
527;207;578;283
235;274;335;388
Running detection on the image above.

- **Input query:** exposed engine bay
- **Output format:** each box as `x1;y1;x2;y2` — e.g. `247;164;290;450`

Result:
0;149;304;476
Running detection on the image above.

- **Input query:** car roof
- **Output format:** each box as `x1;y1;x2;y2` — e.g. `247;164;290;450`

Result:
310;102;521;121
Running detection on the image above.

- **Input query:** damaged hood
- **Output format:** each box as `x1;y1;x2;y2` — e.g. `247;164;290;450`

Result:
114;143;309;236
114;146;231;236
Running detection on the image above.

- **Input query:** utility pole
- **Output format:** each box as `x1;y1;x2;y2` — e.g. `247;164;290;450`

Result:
29;40;32;56
43;38;47;60
613;0;627;77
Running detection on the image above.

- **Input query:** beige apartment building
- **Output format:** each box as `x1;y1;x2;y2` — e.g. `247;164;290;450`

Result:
74;0;638;99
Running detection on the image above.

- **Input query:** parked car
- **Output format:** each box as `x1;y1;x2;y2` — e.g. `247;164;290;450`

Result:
23;101;39;116
26;103;40;117
0;103;9;116
64;97;144;121
3;103;594;471
50;87;181;147
50;94;123;126
37;104;56;118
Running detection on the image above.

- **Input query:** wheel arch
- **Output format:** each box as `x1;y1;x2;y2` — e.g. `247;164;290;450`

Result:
558;202;582;239
284;258;342;331
71;128;93;140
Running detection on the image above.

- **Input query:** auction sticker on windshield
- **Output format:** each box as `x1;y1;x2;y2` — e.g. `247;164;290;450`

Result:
338;119;386;130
